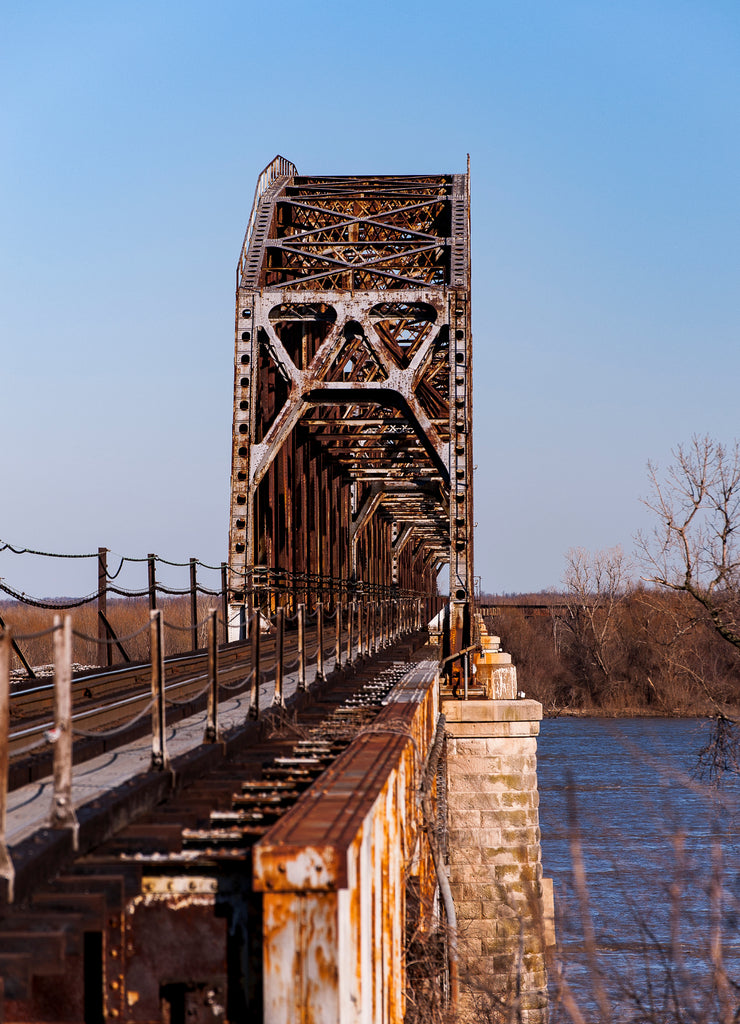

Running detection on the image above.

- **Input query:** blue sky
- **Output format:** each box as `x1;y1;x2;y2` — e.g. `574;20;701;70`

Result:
2;0;739;598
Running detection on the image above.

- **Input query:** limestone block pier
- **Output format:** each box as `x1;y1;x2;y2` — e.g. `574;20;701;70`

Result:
443;652;551;1022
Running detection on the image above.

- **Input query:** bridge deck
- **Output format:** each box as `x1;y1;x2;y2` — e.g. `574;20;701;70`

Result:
5;645;340;876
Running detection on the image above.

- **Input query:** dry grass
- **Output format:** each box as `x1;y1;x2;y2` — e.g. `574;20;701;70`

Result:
0;595;221;673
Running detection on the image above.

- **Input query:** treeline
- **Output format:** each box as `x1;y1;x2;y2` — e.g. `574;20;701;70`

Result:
483;587;740;714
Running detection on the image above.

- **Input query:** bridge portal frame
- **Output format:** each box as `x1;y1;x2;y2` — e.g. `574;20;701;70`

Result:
228;158;474;658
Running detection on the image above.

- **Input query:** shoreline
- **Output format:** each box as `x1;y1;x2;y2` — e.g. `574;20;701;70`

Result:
543;705;740;720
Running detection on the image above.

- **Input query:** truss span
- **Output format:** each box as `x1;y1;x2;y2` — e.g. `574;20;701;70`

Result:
228;156;474;655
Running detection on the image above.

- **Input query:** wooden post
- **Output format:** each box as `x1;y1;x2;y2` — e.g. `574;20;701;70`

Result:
273;607;285;707
249;610;260;720
150;610;167;770
220;562;229;644
148;554;157;612
0;629;15;901
190;558;198;651
50;615;79;847
316;601;325;684
97;547;110;668
204;609;219;743
297;604;306;692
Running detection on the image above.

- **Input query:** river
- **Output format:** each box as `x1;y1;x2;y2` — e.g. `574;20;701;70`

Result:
537;717;740;1020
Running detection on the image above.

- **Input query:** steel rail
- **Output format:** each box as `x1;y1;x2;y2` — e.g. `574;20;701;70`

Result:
7;623;360;762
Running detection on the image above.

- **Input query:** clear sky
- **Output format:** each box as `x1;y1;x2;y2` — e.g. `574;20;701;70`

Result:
2;0;739;599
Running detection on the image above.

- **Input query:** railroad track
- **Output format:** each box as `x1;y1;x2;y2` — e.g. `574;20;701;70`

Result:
7;622;343;778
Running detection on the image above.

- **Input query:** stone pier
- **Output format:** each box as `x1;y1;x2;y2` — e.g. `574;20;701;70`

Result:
443;660;551;1022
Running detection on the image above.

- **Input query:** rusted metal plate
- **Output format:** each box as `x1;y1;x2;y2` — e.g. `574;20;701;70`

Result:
123;895;228;1021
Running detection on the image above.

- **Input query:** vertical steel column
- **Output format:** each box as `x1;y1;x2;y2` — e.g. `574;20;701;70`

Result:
358;599;365;658
0;629;15;901
316;601;325;684
149;610;167;771
249;610;260;719
297;603;306;692
50;615;79;847
204;609;219;743
273;606;285;707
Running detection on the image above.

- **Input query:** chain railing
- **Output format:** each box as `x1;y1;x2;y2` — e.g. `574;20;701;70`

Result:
0;539;436;678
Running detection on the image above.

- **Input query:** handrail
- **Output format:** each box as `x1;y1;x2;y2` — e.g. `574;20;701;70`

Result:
237;154;298;288
438;643;480;670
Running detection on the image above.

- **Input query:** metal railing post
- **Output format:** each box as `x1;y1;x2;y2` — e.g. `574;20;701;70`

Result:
220;562;229;644
147;553;157;612
297;603;307;692
97;546;110;668
348;600;356;664
273;607;285;707
316;602;325;684
249;609;260;719
190;558;198;651
150;610;168;770
204;609;219;742
334;601;342;671
50;614;79;847
0;629;15;900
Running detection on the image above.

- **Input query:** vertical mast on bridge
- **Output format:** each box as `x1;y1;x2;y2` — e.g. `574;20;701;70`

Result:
227;156;474;655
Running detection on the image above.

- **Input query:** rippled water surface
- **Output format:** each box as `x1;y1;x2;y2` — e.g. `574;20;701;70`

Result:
537;717;740;1016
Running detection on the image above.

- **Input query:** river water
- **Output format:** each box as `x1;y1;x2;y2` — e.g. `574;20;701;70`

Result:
537;717;740;1020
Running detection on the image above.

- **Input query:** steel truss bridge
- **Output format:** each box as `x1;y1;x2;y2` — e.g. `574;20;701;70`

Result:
0;159;539;1024
227;156;474;663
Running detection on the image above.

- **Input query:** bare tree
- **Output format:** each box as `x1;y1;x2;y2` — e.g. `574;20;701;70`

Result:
560;546;631;703
638;436;740;652
639;437;740;778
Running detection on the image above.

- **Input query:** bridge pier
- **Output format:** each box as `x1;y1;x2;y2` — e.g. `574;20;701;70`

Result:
443;682;550;1022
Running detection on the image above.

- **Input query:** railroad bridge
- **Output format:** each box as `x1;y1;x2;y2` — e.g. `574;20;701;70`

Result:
0;158;550;1023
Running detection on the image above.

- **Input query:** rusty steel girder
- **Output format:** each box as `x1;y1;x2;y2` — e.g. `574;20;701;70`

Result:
252;659;440;1024
228;157;474;650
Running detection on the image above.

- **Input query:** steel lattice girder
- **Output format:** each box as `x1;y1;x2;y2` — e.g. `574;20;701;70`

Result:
228;157;474;644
